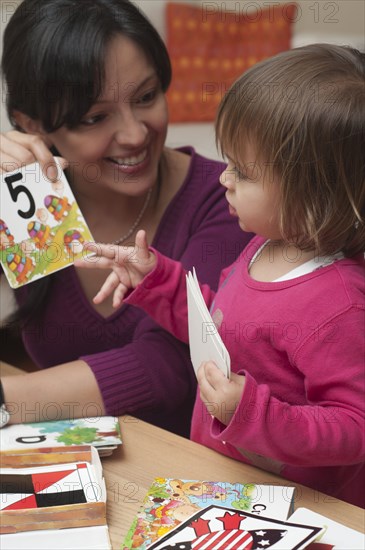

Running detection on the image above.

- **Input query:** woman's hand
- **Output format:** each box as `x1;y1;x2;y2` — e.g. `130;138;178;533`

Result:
0;130;67;181
197;361;246;425
77;230;157;308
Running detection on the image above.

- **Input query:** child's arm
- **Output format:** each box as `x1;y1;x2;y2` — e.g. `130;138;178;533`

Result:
78;230;217;344
79;230;157;308
208;307;365;468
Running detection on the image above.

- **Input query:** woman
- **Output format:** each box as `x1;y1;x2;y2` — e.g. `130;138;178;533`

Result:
0;0;251;436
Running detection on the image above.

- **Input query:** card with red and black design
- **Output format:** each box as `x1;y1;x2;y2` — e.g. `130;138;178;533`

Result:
0;462;100;511
147;505;323;550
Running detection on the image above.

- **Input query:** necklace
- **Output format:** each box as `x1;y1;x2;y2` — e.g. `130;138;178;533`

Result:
113;187;153;245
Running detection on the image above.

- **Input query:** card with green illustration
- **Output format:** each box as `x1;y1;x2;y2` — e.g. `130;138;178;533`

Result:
0;417;121;457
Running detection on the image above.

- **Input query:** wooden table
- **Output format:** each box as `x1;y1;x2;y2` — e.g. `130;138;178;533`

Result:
1;361;364;549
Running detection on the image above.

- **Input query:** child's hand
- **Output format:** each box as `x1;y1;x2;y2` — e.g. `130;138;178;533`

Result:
77;230;156;308
197;361;246;426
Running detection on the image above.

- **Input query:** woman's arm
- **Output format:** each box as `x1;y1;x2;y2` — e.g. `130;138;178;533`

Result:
1;132;96;424
2;359;104;424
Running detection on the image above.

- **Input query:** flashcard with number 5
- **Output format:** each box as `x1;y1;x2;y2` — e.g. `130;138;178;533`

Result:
0;160;94;288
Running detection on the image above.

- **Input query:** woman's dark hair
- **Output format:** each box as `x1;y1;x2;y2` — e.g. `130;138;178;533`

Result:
2;0;172;132
2;0;172;325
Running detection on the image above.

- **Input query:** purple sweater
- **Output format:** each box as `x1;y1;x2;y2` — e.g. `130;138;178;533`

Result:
125;236;365;507
15;148;251;436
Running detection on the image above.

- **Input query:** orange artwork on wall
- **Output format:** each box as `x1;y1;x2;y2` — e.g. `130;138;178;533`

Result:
166;2;297;122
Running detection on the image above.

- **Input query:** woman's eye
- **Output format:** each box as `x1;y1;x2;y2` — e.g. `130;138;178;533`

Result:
80;114;106;126
137;89;157;104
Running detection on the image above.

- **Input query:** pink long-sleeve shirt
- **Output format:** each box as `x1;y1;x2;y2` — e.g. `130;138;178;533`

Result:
125;236;365;507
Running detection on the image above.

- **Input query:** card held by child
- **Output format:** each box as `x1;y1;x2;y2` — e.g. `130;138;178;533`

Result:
0;160;94;288
186;268;230;378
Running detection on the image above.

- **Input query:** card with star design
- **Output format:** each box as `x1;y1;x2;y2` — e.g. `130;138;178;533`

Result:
147;504;323;550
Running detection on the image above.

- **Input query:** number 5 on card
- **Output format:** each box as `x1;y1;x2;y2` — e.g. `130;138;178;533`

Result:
0;161;94;288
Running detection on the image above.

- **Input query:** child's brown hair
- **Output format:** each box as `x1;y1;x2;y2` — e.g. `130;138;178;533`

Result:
216;43;365;257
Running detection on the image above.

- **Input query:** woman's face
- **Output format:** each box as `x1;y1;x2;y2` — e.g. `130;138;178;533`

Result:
48;34;168;199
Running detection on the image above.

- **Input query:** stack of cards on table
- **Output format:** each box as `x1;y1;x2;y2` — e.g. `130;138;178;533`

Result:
0;445;111;549
0;160;94;288
186;268;230;377
0;416;122;457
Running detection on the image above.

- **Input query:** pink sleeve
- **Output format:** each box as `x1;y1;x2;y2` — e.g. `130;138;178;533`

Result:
124;249;217;343
211;307;365;467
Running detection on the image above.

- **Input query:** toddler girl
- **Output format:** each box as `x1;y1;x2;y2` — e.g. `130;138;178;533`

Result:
80;44;365;507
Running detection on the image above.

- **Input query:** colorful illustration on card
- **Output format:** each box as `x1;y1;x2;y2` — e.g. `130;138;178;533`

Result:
122;478;295;550
0;219;15;248
0;417;121;453
0;161;94;288
147;505;323;550
0;219;35;285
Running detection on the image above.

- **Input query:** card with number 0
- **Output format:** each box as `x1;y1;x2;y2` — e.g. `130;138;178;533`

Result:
0;160;94;288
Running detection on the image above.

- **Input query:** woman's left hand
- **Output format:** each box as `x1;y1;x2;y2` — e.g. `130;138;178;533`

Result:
197;361;246;425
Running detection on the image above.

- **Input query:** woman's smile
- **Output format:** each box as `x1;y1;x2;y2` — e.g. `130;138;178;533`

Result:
104;148;149;175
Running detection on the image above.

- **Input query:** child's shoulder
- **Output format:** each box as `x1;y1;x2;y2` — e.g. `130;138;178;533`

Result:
310;255;365;322
333;254;365;300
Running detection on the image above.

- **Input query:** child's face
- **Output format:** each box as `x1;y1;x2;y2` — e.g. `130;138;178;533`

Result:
47;34;168;199
220;143;282;240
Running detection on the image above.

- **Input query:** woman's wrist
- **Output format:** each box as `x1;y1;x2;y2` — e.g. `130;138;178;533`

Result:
0;379;11;428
